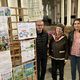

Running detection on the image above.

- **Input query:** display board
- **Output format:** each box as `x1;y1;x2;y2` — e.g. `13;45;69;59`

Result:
0;8;12;80
0;7;37;80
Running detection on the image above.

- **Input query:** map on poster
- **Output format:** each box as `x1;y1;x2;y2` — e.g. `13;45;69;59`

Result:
20;39;35;62
17;22;37;40
0;7;11;17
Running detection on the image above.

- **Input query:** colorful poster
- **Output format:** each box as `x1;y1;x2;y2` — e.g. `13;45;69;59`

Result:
13;65;23;80
17;22;37;40
0;7;11;17
23;63;34;78
0;16;12;80
20;40;35;62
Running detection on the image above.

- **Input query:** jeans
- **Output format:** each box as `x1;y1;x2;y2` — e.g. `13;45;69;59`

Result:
70;55;80;80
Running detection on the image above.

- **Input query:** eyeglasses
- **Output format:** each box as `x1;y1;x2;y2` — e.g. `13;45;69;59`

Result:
37;24;44;26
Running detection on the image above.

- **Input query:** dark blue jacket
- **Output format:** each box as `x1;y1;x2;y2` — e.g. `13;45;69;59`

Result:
36;30;48;57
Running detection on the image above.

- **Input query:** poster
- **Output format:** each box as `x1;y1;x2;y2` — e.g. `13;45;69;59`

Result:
13;65;23;80
0;7;11;17
0;16;12;80
20;40;35;62
0;17;9;51
0;51;12;80
23;63;34;78
21;0;43;21
17;22;37;40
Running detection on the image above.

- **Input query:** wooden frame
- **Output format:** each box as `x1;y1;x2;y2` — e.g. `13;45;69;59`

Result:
8;7;37;80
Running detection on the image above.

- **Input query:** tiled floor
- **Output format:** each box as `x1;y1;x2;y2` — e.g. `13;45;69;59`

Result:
45;58;79;80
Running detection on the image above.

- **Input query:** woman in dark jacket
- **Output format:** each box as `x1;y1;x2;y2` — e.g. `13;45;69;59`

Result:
36;20;48;80
49;24;68;80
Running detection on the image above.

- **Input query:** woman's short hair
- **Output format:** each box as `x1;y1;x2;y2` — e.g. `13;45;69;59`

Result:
56;23;65;32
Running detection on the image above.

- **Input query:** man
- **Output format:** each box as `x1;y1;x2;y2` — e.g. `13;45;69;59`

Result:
36;20;48;80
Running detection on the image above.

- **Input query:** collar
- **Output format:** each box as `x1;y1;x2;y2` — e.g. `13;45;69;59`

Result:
52;34;65;42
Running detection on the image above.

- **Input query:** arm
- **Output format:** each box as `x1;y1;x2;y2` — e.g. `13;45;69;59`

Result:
49;36;54;56
64;36;69;60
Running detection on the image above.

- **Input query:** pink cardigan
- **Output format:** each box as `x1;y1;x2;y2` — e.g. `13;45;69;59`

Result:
71;31;80;56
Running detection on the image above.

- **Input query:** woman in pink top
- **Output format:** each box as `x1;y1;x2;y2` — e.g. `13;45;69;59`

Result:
68;18;80;80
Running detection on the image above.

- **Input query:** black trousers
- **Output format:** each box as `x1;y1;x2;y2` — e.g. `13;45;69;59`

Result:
51;59;65;80
37;55;47;80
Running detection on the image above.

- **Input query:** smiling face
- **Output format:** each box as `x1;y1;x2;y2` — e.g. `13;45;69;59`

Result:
56;26;63;35
73;20;80;31
36;20;44;33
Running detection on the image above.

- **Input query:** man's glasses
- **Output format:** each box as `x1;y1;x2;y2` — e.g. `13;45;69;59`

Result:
37;24;44;26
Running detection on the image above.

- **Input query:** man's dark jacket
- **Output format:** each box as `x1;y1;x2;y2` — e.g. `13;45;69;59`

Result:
36;30;48;57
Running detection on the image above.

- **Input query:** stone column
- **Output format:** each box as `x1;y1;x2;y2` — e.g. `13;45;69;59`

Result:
77;0;80;18
54;5;57;24
57;2;60;23
42;0;47;17
66;0;71;26
61;0;64;24
72;0;75;15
